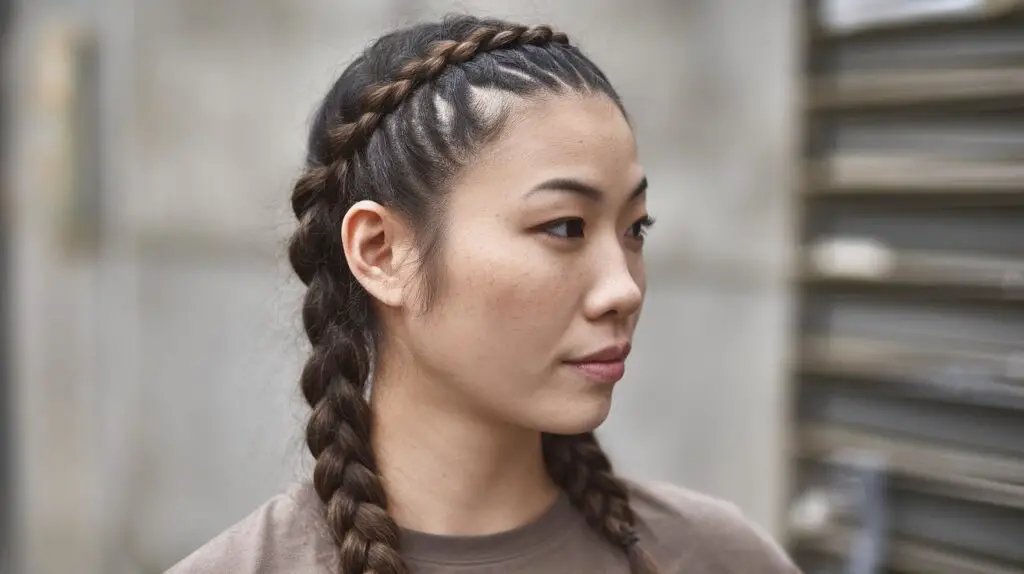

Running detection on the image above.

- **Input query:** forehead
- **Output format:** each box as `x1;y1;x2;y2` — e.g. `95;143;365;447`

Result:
451;93;643;202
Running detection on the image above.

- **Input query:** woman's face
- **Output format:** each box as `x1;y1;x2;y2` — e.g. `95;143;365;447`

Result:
399;93;648;434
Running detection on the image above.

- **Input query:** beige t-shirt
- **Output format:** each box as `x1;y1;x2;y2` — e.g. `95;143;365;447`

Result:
167;480;799;573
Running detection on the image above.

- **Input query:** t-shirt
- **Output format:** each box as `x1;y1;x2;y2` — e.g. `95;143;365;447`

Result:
167;480;800;573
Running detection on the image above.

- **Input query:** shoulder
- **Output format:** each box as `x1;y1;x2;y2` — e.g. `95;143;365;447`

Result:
165;483;335;574
626;479;800;574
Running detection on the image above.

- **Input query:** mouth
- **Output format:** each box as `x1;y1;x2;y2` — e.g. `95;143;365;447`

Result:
564;343;631;384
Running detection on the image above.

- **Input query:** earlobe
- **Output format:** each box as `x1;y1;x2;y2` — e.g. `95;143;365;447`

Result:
340;200;410;307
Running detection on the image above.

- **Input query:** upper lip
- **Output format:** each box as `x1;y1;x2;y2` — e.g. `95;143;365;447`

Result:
568;343;632;363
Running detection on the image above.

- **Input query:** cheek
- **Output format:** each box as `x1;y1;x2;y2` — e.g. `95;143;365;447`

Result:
446;237;577;341
417;216;585;380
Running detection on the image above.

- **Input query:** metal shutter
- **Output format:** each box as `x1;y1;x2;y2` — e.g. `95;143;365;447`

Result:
789;2;1024;573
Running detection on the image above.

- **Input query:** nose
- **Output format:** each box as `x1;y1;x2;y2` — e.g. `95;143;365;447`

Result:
582;247;644;321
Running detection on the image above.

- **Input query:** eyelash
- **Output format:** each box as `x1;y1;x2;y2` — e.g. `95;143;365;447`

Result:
629;215;656;240
542;215;656;242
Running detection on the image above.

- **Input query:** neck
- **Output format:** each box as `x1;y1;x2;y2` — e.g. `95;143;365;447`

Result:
369;349;560;536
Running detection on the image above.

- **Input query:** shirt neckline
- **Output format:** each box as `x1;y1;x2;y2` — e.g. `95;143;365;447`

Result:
399;491;576;565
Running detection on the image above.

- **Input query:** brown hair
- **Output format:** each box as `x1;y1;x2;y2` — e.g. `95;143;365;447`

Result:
288;15;660;574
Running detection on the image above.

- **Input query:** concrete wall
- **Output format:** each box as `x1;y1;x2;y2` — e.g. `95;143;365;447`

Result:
9;1;798;572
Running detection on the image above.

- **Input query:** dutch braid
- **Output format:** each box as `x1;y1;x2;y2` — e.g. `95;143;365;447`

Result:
544;432;661;573
288;16;659;574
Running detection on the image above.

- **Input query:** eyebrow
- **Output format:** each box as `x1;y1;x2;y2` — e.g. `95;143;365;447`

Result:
527;176;648;202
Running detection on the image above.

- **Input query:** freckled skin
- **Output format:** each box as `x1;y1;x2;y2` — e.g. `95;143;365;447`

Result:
397;94;648;434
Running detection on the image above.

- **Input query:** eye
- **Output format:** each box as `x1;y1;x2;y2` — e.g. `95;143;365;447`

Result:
626;215;656;241
543;218;586;239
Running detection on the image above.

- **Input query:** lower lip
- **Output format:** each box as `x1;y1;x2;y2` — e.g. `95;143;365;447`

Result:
567;360;626;384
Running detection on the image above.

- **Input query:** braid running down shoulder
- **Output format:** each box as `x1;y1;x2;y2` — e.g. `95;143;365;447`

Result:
287;15;659;574
544;432;661;572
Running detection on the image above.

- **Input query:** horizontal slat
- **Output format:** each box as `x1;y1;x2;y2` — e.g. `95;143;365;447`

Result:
801;244;1024;298
815;0;1024;37
803;188;1024;207
801;335;1023;374
800;275;1024;300
800;369;1024;411
800;382;1024;457
802;203;1024;256
818;22;1024;74
901;473;1024;511
797;455;1024;512
794;460;1024;562
798;424;1024;482
798;336;1024;409
797;526;1024;574
813;113;1024;159
801;293;1024;350
810;67;1024;110
807;155;1024;193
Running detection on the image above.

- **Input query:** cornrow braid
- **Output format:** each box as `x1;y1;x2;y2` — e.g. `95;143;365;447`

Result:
287;14;660;574
326;25;567;153
290;24;568;224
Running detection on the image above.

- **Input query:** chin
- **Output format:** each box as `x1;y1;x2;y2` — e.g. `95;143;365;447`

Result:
535;393;614;435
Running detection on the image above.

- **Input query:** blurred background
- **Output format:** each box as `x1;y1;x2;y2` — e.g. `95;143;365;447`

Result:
3;0;1023;573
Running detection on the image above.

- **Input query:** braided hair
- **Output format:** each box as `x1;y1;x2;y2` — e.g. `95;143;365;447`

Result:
287;15;660;574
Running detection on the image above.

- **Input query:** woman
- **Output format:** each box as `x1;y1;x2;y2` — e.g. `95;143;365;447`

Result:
170;15;799;574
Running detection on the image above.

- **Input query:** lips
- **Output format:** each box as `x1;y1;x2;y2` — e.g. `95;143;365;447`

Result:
565;343;631;384
568;343;632;364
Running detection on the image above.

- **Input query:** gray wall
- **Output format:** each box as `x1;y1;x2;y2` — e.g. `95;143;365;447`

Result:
8;1;798;572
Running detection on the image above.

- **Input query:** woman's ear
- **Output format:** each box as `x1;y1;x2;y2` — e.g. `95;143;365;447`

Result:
341;200;417;308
